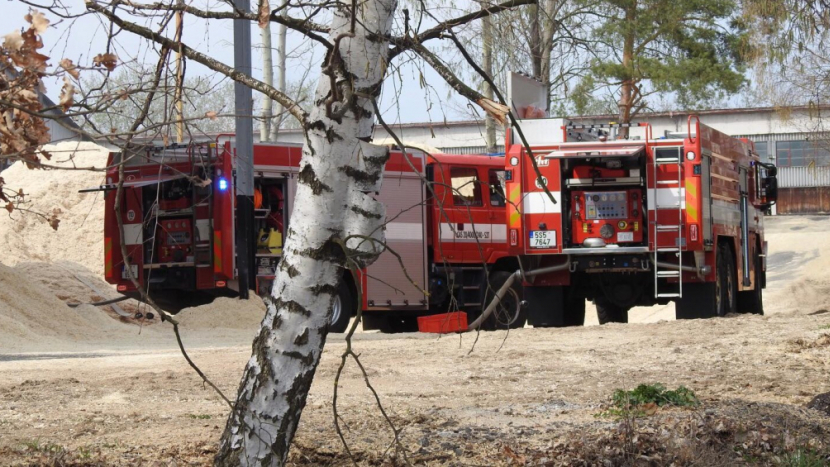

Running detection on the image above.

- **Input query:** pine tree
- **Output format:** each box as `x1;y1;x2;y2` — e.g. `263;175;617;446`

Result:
588;0;748;136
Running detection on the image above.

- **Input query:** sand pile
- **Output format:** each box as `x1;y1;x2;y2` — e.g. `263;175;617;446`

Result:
13;260;147;317
176;297;266;331
0;141;112;276
764;219;830;315
0;262;141;352
0;259;269;353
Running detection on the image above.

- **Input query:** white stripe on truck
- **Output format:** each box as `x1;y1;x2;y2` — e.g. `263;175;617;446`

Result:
385;222;424;241
647;187;686;210
439;223;507;242
522;191;562;214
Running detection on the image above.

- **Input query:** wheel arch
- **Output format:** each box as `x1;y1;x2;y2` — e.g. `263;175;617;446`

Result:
716;234;739;269
491;256;520;274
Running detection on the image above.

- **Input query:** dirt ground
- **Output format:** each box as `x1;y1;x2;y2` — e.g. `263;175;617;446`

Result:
1;216;830;466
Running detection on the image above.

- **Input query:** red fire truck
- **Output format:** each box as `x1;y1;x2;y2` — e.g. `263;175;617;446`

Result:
503;116;778;325
96;140;523;332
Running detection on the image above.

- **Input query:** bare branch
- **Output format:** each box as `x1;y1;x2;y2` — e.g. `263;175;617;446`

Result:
86;1;309;125
388;0;538;58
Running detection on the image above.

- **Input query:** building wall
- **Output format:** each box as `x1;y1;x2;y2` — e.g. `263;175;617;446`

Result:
776;187;830;214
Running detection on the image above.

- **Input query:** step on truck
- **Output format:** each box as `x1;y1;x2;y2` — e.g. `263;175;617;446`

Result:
503;116;778;325
93;139;524;332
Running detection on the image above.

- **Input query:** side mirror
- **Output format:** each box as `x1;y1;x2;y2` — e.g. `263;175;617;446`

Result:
761;174;778;215
764;175;778;202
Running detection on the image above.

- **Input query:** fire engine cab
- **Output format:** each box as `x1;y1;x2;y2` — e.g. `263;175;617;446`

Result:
504;116;777;325
95;140;523;332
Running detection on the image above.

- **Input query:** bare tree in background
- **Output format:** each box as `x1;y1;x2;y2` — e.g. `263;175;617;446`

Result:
448;0;598;125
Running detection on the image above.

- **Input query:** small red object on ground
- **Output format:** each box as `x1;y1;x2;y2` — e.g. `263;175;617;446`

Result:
417;312;468;333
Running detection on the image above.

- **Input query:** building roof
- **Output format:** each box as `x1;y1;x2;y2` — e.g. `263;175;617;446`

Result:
567;104;830;121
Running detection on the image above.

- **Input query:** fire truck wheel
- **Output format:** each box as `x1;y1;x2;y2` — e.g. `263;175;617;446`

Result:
483;271;526;330
329;282;353;333
595;297;629;324
717;243;738;317
562;289;586;327
737;253;764;315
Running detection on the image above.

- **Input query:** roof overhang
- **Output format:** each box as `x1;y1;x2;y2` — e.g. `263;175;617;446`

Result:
79;173;187;193
544;144;646;159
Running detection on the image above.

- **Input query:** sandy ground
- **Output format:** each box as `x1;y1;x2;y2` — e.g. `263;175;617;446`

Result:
1;216;829;465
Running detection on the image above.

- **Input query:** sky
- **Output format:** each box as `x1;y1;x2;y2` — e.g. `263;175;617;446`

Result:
1;0;475;126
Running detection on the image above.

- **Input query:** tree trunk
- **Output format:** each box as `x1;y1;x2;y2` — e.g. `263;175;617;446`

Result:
529;4;543;79
215;1;397;465
538;0;558;112
260;22;273;141
269;17;287;142
482;9;496;153
617;3;636;139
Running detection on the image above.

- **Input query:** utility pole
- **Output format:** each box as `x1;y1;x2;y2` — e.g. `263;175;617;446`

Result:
234;0;254;299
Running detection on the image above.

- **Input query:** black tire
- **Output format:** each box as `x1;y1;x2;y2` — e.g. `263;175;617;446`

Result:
737;252;764;315
675;241;734;319
329;282;353;333
595;297;629;324
718;243;737;317
562;288;586;326
483;271;526;330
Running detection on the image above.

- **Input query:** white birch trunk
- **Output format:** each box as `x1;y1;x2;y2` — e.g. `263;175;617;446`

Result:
216;0;397;465
260;22;274;141
269;18;287;142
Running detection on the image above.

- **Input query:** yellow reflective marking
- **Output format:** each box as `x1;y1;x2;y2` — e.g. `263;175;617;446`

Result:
686;180;699;222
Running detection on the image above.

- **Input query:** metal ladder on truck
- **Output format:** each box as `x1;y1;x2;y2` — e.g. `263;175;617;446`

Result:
651;144;685;299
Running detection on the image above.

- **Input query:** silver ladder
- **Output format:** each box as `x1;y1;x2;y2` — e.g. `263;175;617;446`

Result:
652;151;684;299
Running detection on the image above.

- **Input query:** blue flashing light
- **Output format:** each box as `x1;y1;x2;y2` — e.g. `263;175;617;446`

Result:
218;177;229;191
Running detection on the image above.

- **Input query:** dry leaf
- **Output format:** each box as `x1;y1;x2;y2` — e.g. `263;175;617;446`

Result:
502;446;526;463
257;0;270;28
642;402;659;415
3;30;23;51
49;216;60;230
162;134;170;146
59;76;75;110
59;58;80;79
5;203;13;214
205;110;217;120
25;11;50;34
92;52;118;71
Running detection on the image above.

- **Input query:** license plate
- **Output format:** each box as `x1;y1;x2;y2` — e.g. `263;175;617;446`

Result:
529;230;555;248
122;264;138;279
617;232;634;242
